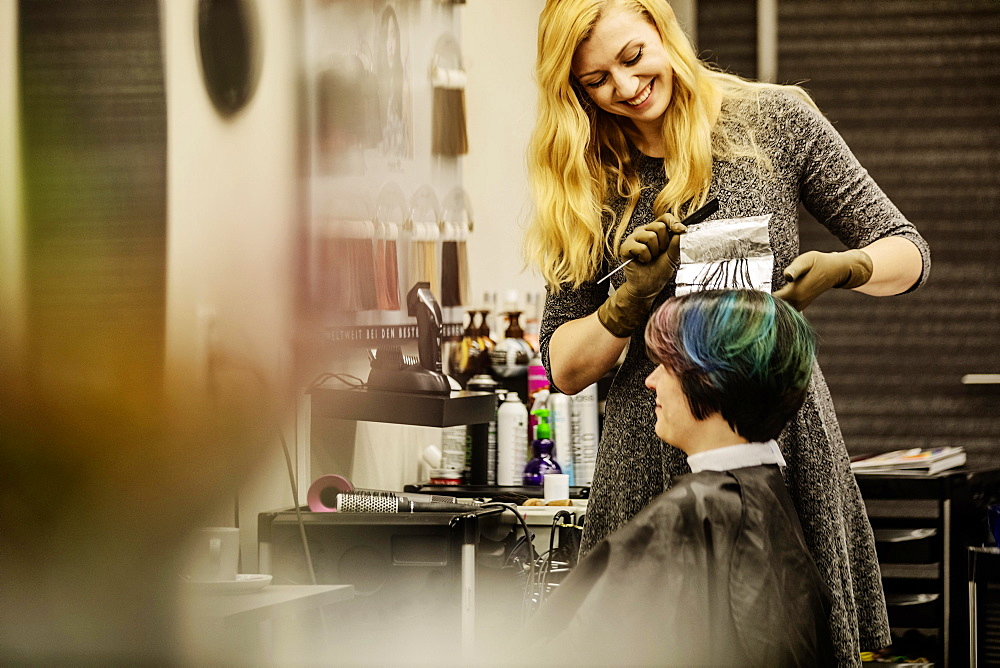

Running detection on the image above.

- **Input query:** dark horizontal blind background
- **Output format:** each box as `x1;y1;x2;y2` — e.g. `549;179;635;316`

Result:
699;1;1000;460
698;1;757;80
20;0;167;403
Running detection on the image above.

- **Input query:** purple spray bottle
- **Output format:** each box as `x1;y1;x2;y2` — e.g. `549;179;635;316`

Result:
522;408;561;486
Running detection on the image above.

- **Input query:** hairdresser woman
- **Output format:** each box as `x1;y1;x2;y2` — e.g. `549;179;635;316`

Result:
526;0;929;664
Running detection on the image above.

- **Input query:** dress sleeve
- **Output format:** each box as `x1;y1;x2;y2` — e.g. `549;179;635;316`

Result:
782;92;931;292
538;280;608;393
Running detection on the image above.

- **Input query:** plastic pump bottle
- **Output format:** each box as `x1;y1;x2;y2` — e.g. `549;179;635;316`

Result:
522;408;562;486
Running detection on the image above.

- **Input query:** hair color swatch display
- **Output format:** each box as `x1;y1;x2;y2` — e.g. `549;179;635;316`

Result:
406;185;443;301
441;186;473;306
324;221;378;313
440;240;461;306
374;229;401;311
374;182;410;312
430;33;468;156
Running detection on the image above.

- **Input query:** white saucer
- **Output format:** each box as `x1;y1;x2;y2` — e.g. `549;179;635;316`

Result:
185;573;272;594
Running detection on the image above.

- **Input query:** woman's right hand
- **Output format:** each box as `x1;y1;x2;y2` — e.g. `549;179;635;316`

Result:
597;215;686;338
550;215;686;393
619;215;686;299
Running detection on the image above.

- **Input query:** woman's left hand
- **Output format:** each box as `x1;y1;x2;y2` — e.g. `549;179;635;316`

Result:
773;249;873;311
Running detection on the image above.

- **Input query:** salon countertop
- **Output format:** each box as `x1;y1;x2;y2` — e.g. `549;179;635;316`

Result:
183;584;355;623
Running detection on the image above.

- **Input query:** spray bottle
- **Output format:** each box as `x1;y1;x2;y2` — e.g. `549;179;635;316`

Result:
548;391;574;486
497;391;528;486
571;383;599;485
522;408;561;486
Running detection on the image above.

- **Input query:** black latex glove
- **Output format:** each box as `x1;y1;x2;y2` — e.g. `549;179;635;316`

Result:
597;215;686;337
773;249;873;311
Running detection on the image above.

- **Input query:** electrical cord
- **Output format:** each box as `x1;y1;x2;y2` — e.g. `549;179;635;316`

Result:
482;502;536;583
308;371;366;390
284;366;372;586
206;345;322;586
478;504;589;617
204;345;274;570
482;502;539;619
549;510;572;555
544;512;569;585
540;511;581;601
278;428;318;585
204;343;343;654
278;426;334;653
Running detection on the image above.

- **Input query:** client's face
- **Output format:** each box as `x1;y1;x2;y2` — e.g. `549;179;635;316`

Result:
645;363;697;451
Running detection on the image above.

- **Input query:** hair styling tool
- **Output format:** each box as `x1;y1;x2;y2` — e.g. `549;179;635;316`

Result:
336;490;472;513
308;475;470;512
597;197;720;284
307;473;355;512
409;282;444;374
366;283;451;394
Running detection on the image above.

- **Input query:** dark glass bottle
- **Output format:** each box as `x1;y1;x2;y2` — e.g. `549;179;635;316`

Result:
477;309;496;353
491;311;533;369
448;309;484;387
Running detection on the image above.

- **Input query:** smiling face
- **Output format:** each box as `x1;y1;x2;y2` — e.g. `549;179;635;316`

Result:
571;3;674;150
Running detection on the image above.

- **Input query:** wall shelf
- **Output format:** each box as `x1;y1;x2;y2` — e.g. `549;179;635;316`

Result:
324;322;465;344
309;386;495;427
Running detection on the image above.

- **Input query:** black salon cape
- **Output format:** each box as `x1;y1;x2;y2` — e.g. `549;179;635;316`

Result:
532;465;835;666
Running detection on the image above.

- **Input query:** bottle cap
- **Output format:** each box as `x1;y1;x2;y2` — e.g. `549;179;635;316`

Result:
430;468;463;485
530;389;550;411
502;288;521;312
531;408;551;439
466;373;498;392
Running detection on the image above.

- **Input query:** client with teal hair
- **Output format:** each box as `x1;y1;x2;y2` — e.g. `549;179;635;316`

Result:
531;289;836;666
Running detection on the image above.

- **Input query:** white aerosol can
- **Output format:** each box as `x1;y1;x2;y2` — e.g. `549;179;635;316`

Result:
548;391;574;486
571;383;599;486
497;391;529;486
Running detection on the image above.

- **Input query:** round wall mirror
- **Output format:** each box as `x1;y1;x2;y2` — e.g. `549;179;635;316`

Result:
197;0;260;117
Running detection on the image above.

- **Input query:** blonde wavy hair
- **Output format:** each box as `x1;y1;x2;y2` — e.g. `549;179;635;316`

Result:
525;0;817;289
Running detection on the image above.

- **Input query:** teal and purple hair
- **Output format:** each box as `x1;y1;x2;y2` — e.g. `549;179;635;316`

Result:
645;289;816;442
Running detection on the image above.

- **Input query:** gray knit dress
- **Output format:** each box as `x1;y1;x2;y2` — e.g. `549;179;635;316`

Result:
539;89;931;666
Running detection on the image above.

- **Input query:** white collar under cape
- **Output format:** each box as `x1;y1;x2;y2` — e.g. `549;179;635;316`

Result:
686;439;786;473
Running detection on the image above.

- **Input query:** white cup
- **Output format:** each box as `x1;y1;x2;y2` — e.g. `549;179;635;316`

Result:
543;473;570;501
186;527;240;582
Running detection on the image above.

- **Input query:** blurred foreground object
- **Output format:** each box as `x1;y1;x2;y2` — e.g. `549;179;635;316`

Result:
1;1;280;662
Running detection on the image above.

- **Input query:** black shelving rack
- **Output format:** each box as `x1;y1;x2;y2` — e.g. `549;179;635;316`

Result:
309;386;495;428
856;462;1000;667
